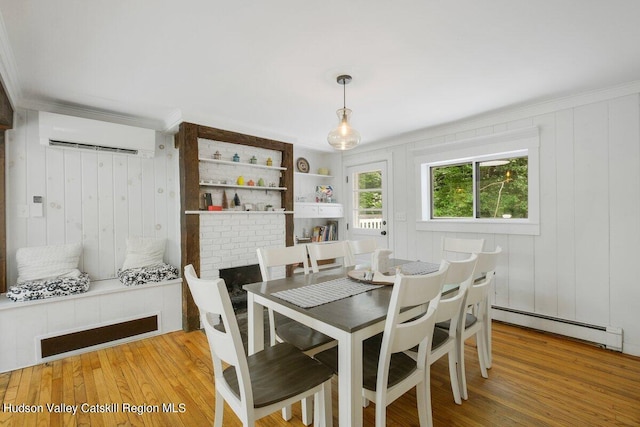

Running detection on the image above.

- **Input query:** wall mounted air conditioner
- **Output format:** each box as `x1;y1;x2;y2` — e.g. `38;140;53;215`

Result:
39;111;156;158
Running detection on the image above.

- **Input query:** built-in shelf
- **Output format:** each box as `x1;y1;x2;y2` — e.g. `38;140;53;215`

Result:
199;182;287;191
295;172;334;178
199;157;287;171
185;210;293;215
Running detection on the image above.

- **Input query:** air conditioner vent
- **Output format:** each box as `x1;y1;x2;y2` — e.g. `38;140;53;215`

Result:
39;111;156;158
48;139;139;155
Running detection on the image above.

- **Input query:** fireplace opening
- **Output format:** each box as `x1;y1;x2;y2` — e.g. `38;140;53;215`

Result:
219;264;263;313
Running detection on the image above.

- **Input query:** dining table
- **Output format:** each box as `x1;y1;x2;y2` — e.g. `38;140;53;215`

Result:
243;259;455;426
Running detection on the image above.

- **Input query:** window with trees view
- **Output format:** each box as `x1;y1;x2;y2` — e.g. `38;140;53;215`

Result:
430;155;528;219
352;169;382;229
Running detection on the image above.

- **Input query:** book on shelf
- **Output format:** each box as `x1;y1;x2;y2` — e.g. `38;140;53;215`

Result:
310;222;338;242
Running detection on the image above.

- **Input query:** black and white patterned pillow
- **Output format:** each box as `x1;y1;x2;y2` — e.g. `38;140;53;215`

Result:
117;263;179;286
6;272;91;302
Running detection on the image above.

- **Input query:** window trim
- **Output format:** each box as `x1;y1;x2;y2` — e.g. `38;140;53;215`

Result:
414;126;540;235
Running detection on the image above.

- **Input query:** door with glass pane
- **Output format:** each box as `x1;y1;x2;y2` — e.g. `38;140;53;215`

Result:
346;161;389;254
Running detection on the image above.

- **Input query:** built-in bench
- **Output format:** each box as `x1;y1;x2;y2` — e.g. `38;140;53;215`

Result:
0;277;182;373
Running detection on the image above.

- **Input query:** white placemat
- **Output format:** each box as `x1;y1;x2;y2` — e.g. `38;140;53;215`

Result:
272;277;384;308
397;261;441;276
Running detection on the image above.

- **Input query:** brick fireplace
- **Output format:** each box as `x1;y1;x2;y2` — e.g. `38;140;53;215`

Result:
198;212;287;310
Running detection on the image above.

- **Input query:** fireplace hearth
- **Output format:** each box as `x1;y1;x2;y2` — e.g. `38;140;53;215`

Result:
219;264;263;313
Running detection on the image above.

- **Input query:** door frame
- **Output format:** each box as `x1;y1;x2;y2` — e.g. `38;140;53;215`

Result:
342;152;394;252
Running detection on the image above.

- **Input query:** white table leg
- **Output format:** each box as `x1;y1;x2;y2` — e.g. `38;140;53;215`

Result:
338;333;363;427
247;293;264;355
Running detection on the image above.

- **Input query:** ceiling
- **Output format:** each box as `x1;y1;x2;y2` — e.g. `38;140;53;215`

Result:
1;1;640;152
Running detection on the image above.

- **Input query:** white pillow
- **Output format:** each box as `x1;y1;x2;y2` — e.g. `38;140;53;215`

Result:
121;237;166;270
16;243;82;283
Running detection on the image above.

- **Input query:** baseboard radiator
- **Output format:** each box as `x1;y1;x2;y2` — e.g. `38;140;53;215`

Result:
492;306;623;352
39;315;159;358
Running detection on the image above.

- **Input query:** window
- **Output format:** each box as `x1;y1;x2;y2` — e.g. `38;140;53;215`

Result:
415;126;539;235
431;155;528;219
352;169;383;229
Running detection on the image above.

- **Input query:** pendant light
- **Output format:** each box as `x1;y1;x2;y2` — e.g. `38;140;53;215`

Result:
327;74;361;150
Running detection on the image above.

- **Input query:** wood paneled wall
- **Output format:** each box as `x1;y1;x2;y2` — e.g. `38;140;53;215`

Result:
5;109;180;285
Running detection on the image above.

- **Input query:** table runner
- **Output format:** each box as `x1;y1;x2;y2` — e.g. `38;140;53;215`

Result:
397;261;441;276
271;277;384;308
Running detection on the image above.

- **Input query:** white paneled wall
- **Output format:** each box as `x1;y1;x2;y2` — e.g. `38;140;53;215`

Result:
6;109;181;284
345;89;640;356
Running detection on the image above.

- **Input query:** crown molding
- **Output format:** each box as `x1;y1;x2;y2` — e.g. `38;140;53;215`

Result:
0;9;21;108
162;109;183;134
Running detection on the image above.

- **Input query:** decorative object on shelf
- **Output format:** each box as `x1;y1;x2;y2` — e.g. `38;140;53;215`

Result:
237;176;245;185
233;192;241;208
247;179;255;186
317;167;330;175
213;150;221;160
222;191;229;209
269;182;277;187
257;178;265;186
249;155;257;164
327;74;361;150
296;157;310;173
266;157;273;166
316;185;334;202
244;203;254;211
265;204;274;211
232;153;240;162
203;193;212;209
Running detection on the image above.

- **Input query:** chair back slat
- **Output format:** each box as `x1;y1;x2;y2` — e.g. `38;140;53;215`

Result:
473;246;502;278
257;245;309;280
348;238;377;255
444;254;478;289
442;237;485;260
307;241;354;272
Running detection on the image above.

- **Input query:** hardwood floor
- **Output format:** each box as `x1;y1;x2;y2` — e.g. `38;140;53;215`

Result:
1;321;639;426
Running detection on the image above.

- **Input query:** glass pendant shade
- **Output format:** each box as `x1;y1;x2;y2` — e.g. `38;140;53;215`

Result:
327;108;361;150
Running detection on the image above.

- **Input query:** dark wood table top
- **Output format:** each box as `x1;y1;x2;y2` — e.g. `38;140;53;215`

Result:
243;259;455;334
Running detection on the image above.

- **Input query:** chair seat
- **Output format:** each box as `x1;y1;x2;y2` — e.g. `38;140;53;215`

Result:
436;312;477;331
276;320;334;352
223;342;333;408
406;326;449;353
315;334;417;391
431;326;450;351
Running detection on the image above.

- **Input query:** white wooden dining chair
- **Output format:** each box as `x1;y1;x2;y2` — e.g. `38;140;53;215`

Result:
471;246;502;369
256;245;336;424
405;254;477;410
307;241;354;273
316;263;449;427
184;264;333;427
347;239;378;268
441;236;485;260
435;249;499;400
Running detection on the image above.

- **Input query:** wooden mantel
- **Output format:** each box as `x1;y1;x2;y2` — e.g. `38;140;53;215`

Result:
175;122;294;331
